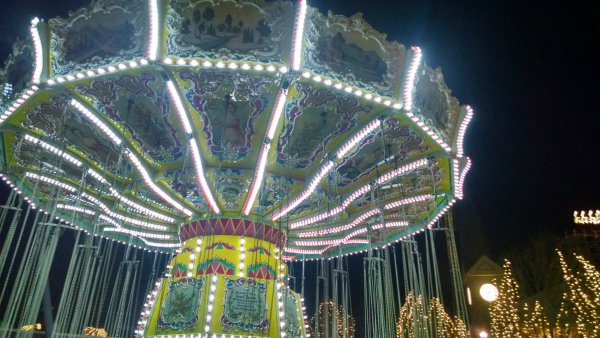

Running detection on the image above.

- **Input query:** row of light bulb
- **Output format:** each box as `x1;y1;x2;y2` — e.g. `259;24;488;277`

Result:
82;192;168;231
135;278;161;336
24;134;176;224
2;173;176;251
23;134;82;167
0;86;38;125
456;106;474;158
125;150;193;216
298;208;381;238
454;158;471;200
243;90;288;216
297;220;409;251
30;18;43;84
290;158;428;229
271;160;334;221
285;203;458;259
103;227;173;240
69;99;122;145
273;118;387;222
336;119;382;158
296;194;431;238
301;71;400;109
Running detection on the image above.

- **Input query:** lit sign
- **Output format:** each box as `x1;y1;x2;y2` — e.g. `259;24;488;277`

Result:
574;210;600;225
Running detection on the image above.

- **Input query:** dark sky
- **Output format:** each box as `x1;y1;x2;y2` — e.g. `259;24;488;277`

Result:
0;0;598;262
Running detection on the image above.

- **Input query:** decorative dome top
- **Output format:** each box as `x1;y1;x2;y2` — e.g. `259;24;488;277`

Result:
0;0;473;260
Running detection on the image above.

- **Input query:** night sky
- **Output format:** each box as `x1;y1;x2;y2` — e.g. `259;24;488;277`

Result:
0;0;598;316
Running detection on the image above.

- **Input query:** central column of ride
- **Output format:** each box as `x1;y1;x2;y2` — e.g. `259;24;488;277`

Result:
143;217;307;337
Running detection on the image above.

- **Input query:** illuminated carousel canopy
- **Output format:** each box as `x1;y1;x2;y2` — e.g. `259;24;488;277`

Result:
0;0;473;260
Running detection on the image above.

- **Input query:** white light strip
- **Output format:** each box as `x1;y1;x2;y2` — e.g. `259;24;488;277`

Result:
82;192;169;230
136;280;161;336
376;158;428;184
372;221;409;230
302;70;399;109
166;80;192;134
0;86;39;125
188;237;202;278
69;99;122;145
109;188;176;222
276;280;286;335
140;237;181;248
24;134;82;167
86;168;108;184
56;203;96;215
205;274;218;333
456;105;474;158
86;167;176;222
298;208;381;237
46;59;148;86
426;199;456;229
242;143;270;215
401;46;451;153
167;79;219;213
271;160;335;221
148;0;160;61
403;46;422;112
25;172;77;192
455;157;471;199
384;194;433;210
283;247;322;255
405;111;452;152
30;18;43;84
125;151;193;216
290;0;308;71
163;57;288;74
271;119;381;221
336;119;382;159
266;90;287;140
295;221;409;253
189;139;220;213
103;226;173;240
243;90;287;215
290;158;428;229
238;237;245;277
98;214;121;227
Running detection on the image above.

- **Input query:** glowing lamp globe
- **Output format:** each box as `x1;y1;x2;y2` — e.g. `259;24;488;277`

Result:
479;283;499;302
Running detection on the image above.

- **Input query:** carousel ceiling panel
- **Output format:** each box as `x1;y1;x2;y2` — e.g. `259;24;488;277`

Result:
49;0;149;76
275;81;376;172
72;72;186;163
166;0;294;64
332;118;431;189
303;9;406;100
161;165;209;211
20;95;122;172
413;66;462;146
175;69;279;164
0;38;34;98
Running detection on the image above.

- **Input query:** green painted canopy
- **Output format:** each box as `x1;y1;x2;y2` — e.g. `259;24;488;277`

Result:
0;0;472;260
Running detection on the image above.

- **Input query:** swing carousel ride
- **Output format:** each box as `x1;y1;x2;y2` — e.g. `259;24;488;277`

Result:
0;0;473;337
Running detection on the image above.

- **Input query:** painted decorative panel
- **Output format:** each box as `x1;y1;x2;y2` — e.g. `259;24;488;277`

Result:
49;0;148;75
166;0;294;64
221;278;268;333
158;277;204;331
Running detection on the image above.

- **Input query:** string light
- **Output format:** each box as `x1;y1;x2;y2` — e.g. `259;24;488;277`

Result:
125;150;193;216
30;18;43;84
69;99;122;145
24;134;82;167
290;0;308;70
